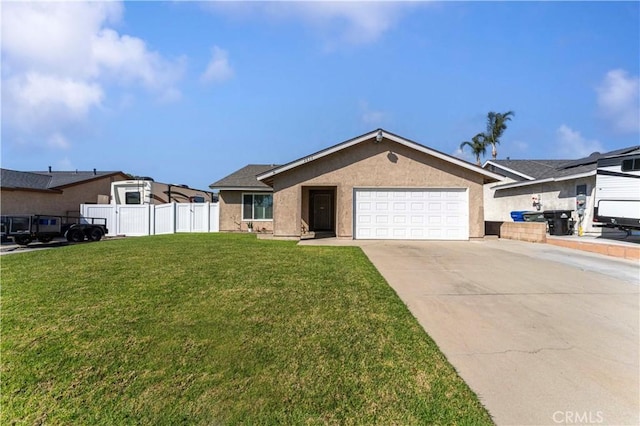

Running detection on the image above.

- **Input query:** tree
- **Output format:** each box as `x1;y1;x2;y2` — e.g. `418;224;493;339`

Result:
459;133;487;166
485;111;515;160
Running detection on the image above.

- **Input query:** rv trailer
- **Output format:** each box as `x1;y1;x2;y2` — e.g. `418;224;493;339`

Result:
592;152;640;234
111;178;216;205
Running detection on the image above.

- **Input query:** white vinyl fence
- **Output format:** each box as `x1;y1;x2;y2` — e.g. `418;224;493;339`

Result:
81;203;219;237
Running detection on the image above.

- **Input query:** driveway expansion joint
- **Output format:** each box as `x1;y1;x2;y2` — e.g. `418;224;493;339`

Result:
453;346;574;356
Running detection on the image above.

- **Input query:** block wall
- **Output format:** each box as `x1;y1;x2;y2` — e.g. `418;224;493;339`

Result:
500;222;547;243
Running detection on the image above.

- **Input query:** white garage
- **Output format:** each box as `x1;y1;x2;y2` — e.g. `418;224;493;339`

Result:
354;188;469;240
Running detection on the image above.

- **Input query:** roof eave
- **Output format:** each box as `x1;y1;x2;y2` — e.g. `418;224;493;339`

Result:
52;172;129;189
209;186;273;192
257;129;505;183
493;170;596;190
554;170;596;182
482;160;535;180
0;186;63;194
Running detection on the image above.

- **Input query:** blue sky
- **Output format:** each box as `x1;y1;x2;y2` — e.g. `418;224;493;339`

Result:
2;1;639;191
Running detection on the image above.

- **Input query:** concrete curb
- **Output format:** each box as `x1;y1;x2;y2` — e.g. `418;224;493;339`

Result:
547;237;640;261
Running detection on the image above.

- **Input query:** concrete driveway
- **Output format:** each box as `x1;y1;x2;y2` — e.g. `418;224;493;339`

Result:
303;238;639;425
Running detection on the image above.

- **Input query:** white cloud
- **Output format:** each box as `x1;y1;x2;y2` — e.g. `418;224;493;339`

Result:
205;1;417;47
2;2;122;78
201;46;234;84
11;73;104;117
555;125;604;158
280;2;406;46
3;73;104;136
92;29;186;92
596;69;640;134
1;1;185;150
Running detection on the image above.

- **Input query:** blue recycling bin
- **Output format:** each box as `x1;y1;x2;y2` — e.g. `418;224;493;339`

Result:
510;211;528;222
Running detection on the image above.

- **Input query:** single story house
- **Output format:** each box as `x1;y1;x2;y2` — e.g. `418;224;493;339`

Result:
1;168;129;217
483;145;640;234
210;129;503;240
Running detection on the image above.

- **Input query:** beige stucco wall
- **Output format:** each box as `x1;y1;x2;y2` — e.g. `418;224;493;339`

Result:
484;176;601;235
270;137;487;239
218;190;274;233
1;175;126;217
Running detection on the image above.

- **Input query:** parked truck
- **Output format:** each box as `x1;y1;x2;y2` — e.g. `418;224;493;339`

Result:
1;215;108;245
110;178;216;205
592;152;640;234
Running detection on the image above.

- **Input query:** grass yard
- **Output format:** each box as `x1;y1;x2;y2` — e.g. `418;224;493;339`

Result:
1;234;492;425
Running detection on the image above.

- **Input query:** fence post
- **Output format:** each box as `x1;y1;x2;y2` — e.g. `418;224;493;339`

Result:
205;202;211;232
172;203;177;234
115;205;121;235
149;204;155;236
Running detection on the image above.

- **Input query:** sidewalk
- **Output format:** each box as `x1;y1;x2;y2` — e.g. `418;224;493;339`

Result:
0;237;70;255
547;233;639;261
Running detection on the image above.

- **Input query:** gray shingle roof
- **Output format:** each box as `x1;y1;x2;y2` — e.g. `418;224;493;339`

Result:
209;164;277;190
1;169;54;190
488;159;571;179
1;169;125;190
490;145;640;181
560;146;640;168
36;171;125;187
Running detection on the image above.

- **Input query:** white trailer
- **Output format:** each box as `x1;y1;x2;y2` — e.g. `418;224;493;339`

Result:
592;153;640;233
111;178;216;205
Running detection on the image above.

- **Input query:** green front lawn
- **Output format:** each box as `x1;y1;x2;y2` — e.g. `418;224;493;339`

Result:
1;234;492;425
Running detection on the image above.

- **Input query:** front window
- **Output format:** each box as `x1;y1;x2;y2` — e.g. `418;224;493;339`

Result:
243;193;273;220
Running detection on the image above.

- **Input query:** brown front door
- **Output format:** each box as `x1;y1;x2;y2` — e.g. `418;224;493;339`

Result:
311;191;334;231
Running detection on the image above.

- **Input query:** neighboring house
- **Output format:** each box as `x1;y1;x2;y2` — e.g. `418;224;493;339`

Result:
1;168;129;217
483;146;640;234
210;129;503;240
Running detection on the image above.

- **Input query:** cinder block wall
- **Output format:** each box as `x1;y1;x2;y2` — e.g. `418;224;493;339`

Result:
500;222;547;243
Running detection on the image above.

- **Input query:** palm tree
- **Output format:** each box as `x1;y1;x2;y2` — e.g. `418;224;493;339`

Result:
459;133;487;166
485;111;515;160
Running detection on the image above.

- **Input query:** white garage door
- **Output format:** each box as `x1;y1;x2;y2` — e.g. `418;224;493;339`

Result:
354;188;469;240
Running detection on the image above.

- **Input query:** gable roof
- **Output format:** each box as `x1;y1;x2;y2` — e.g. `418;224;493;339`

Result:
209;164;277;191
256;129;504;185
488;145;640;190
1;169;127;192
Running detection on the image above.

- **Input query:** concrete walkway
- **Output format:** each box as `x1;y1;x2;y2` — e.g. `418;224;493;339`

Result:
300;238;640;425
547;234;640;261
